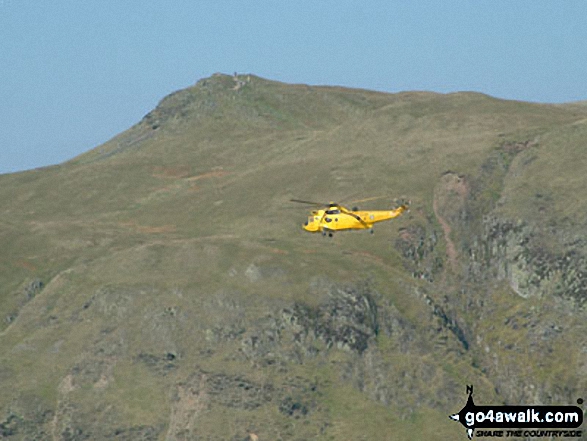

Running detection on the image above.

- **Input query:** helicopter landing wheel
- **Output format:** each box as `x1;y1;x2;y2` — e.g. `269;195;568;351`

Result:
328;232;333;238
370;229;374;235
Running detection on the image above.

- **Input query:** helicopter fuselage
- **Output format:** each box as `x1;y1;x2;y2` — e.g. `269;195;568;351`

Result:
302;205;407;233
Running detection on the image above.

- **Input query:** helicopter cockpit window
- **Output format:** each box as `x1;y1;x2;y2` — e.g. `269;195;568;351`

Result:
307;216;314;223
325;209;340;215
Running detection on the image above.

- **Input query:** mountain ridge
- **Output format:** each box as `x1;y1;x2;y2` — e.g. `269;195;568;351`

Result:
1;74;586;440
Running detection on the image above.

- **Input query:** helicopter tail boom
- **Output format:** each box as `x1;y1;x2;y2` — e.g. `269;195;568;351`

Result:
365;204;409;223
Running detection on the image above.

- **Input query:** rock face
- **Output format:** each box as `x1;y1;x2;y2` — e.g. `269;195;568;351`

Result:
236;283;381;366
282;284;379;354
457;216;586;406
395;224;442;282
468;217;587;304
404;139;587;410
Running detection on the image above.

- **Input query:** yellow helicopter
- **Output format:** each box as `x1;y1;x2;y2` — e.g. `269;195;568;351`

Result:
291;198;409;237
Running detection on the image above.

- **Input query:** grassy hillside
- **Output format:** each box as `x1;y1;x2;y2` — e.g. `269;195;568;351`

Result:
1;74;586;440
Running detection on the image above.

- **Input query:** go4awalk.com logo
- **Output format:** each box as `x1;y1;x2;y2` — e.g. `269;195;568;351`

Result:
449;386;584;439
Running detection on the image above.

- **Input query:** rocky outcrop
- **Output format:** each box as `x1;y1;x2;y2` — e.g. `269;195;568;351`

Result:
166;370;322;441
392;139;586;410
3;278;44;326
468;217;587;305
395;224;442;282
283;284;379;354
235;282;383;367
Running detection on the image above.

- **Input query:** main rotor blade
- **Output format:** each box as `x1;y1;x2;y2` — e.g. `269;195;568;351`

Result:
290;199;328;206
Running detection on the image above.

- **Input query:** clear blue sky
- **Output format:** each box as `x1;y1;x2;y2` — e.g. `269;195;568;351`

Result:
2;0;587;174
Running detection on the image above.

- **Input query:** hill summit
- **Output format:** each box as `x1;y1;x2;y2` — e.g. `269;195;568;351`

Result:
0;74;586;440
